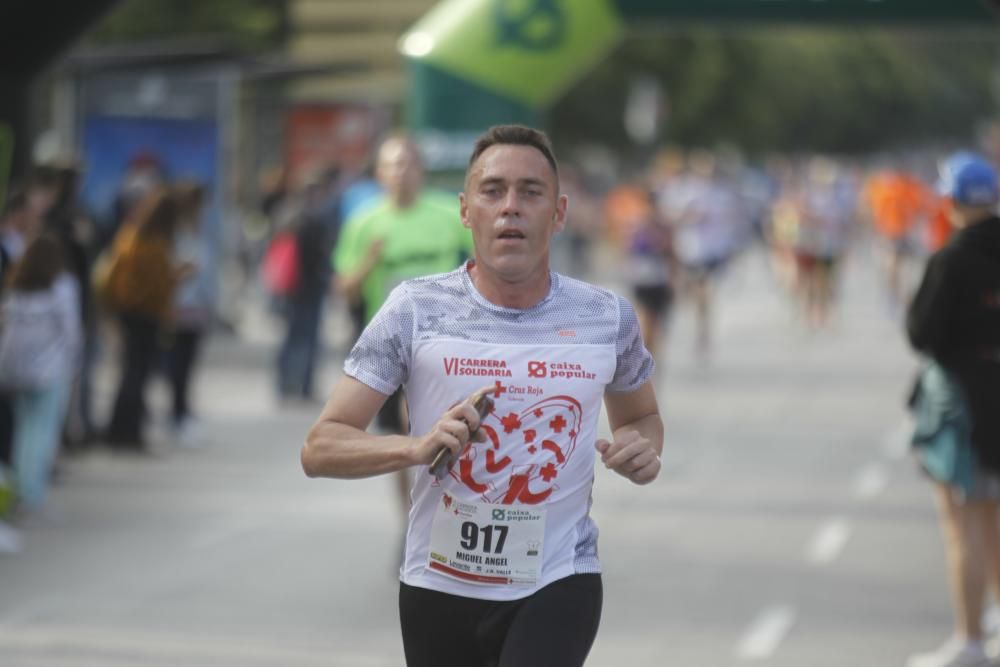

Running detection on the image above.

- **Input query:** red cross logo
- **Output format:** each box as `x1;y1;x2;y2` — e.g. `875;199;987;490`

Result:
523;429;536;443
492;381;507;398
549;415;567;433
540;462;559;482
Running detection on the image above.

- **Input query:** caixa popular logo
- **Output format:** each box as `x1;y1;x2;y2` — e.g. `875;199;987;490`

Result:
527;361;547;378
526;360;596;380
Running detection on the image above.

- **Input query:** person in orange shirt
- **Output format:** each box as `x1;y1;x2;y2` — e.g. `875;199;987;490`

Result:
863;170;935;314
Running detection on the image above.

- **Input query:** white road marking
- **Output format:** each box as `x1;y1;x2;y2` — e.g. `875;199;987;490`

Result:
806;517;852;565
735;605;797;660
852;462;889;501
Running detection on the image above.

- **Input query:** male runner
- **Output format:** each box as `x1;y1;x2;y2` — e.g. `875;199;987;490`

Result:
303;125;663;667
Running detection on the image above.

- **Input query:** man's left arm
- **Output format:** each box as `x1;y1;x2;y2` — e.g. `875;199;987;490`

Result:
598;380;663;485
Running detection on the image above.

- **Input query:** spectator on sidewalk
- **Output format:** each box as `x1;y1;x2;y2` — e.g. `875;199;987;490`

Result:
29;161;99;449
906;152;1000;667
275;203;334;405
0;189;31;474
0;234;81;527
166;181;214;446
103;189;190;451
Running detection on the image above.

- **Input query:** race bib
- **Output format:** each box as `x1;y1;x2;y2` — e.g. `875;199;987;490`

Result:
427;494;545;586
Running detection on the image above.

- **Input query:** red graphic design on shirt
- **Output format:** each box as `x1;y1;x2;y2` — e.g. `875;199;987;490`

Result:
449;395;583;506
541;440;565;463
500;413;522;433
549;415;567;433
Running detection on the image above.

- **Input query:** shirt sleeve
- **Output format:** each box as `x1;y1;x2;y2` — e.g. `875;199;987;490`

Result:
343;284;415;395
607;294;655;393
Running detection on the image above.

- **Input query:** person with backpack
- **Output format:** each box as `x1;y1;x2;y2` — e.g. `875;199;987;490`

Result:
906;152;1000;667
102;188;190;450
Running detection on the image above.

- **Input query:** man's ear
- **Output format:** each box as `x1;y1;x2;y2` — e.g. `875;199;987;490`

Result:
459;192;471;229
553;194;569;233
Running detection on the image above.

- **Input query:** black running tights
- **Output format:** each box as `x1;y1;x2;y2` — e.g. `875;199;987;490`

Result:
399;574;602;667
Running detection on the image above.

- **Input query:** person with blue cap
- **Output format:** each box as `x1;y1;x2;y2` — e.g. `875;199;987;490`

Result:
906;151;1000;667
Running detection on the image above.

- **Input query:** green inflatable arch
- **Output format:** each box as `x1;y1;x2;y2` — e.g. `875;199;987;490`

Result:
401;0;998;167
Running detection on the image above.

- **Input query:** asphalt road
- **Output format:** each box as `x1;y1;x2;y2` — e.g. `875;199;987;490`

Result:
0;246;948;666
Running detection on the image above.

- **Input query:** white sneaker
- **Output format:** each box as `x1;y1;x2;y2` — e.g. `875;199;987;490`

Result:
0;521;22;553
907;638;993;667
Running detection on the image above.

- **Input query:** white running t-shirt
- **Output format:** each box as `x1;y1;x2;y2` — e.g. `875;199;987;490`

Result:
344;262;654;601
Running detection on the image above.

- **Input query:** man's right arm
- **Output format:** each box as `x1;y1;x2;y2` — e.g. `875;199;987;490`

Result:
301;375;482;479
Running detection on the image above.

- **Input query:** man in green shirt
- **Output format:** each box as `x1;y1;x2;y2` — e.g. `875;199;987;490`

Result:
334;134;472;323
333;133;471;516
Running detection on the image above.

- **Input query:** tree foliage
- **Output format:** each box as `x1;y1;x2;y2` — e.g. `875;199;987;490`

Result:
87;0;286;51
550;28;999;155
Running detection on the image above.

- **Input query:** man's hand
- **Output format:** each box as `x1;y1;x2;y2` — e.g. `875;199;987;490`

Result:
411;395;488;467
595;430;661;485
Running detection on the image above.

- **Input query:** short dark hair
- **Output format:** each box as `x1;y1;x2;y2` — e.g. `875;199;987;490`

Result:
467;125;559;181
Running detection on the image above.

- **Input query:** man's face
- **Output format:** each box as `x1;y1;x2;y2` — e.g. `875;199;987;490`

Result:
460;144;567;282
376;139;423;205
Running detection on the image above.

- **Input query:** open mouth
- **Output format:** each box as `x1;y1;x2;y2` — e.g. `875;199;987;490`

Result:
497;229;526;240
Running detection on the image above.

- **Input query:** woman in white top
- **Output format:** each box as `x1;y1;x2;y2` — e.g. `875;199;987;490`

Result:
0;234;80;514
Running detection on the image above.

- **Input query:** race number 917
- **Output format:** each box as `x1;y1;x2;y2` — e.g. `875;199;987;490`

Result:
460;522;508;554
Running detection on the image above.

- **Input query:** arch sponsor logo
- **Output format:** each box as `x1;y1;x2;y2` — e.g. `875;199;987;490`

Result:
526;360;596;380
